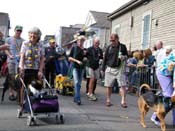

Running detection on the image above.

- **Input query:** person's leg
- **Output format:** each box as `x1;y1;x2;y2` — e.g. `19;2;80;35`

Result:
88;78;97;101
59;60;64;74
86;78;90;94
63;59;69;75
104;68;114;106
8;74;17;101
72;68;82;105
7;63;16;100
120;86;127;108
45;65;50;84
117;69;127;108
172;108;175;126
77;68;84;102
50;68;56;88
88;68;98;101
93;79;97;94
88;78;95;94
106;87;112;106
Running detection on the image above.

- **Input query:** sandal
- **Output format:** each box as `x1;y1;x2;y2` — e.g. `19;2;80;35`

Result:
9;95;17;101
121;103;127;108
106;102;113;107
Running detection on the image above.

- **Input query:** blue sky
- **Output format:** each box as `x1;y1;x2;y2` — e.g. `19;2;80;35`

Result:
1;0;130;39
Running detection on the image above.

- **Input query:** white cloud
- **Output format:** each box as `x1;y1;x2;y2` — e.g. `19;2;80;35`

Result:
0;0;130;39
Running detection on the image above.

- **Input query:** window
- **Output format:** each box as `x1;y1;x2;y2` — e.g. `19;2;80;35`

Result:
141;10;151;49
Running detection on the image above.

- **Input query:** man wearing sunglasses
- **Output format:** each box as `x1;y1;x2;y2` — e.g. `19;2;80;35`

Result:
4;25;24;101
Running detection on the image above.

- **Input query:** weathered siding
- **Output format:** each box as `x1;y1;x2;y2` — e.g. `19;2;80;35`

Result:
151;0;175;48
111;0;175;51
99;28;110;49
0;12;9;37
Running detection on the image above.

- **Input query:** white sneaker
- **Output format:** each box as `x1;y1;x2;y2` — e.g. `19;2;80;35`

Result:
86;93;90;97
88;94;97;101
151;117;160;126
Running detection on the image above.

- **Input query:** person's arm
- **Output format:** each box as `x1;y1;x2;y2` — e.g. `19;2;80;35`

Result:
39;55;45;73
38;46;45;80
0;44;9;51
69;57;82;65
99;48;103;60
68;46;82;65
18;42;26;76
102;47;108;72
18;52;25;77
4;42;13;59
171;65;175;97
121;44;128;60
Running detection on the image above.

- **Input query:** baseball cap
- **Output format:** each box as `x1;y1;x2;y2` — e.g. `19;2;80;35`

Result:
49;38;55;43
15;25;23;31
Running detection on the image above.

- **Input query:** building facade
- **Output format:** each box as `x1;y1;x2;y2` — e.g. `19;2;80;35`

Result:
57;24;84;48
108;0;175;51
0;12;10;38
84;11;111;49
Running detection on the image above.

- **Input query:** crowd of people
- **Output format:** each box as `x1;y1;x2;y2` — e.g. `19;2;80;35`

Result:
0;25;175;126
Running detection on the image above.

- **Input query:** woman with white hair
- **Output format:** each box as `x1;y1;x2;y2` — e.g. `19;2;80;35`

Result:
151;50;175;126
18;27;45;115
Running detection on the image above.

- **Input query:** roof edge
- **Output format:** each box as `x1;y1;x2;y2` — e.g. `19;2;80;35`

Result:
108;0;149;20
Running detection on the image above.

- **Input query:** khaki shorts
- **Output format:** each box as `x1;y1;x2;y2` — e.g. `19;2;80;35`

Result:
104;66;126;87
7;62;18;75
89;67;99;79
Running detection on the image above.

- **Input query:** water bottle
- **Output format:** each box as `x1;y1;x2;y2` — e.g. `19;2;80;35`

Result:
118;51;122;59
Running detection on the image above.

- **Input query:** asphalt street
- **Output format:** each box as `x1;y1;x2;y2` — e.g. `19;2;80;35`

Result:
0;81;174;131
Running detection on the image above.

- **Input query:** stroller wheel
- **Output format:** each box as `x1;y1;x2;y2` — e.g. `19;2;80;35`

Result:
17;109;22;118
55;115;59;124
60;114;64;124
27;116;36;126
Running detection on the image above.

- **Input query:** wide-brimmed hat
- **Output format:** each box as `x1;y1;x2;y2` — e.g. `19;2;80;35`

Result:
77;35;86;41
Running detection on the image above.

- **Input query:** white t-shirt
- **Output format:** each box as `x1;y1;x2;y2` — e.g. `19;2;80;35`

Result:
154;48;166;66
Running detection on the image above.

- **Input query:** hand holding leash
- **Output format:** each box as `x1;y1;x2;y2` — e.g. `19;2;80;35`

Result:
0;44;10;51
19;68;24;78
76;60;82;65
38;71;43;80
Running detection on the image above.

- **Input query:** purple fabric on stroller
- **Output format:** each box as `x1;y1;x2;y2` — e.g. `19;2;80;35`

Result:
32;98;58;113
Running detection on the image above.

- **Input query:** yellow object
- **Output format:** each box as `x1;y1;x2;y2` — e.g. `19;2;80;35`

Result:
55;75;74;95
28;50;32;54
168;62;174;71
28;57;32;60
28;64;32;67
49;38;55;43
35;55;38;58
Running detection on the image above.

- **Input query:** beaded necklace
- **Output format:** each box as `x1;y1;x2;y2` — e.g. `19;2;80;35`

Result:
26;42;39;68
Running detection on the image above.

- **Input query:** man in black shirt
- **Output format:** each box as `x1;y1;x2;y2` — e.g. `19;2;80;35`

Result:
102;34;128;108
44;38;56;88
86;37;103;101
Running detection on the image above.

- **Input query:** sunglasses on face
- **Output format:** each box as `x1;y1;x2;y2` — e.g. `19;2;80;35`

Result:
166;52;170;54
110;39;115;42
16;30;22;33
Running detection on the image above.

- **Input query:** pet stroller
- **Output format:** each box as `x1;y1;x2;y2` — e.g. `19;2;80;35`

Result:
16;75;64;126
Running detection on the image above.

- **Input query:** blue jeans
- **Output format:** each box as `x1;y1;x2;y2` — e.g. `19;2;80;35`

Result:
72;68;84;102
